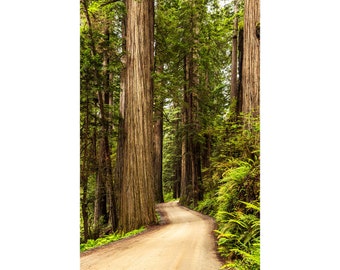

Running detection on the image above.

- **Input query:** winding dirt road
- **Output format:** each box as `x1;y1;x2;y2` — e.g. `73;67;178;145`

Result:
80;201;223;270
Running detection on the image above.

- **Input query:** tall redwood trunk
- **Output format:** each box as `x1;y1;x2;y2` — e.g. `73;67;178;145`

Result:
241;0;260;116
80;86;90;242
173;112;182;199
230;0;239;104
180;51;202;206
153;98;164;203
102;25;117;232
180;56;190;205
180;4;203;206
93;164;107;239
116;0;157;232
237;27;244;114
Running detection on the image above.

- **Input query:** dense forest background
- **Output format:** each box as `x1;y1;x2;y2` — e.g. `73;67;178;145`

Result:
80;0;260;268
1;1;340;270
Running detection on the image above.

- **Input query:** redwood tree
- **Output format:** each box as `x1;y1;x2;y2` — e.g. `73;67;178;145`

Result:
230;0;239;106
153;66;165;203
241;0;260;116
179;0;204;207
116;0;157;232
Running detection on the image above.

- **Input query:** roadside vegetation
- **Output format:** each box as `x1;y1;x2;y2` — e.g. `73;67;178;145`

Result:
195;112;260;269
80;227;146;252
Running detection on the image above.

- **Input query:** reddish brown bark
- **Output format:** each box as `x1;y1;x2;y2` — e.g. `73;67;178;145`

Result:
116;0;157;232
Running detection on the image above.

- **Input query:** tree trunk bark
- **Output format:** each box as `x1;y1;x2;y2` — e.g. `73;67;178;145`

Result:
180;55;191;206
237;28;244;114
93;161;107;239
115;2;127;221
241;0;260;116
230;0;239;104
173;112;182;199
153;97;164;203
180;6;202;206
153;58;164;203
80;88;90;242
102;23;117;232
116;0;157;232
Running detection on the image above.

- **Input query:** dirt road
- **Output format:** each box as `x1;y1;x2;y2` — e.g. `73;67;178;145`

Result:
80;201;223;270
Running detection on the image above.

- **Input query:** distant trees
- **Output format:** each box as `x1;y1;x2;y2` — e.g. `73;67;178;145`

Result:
80;0;123;240
179;0;202;207
157;0;230;207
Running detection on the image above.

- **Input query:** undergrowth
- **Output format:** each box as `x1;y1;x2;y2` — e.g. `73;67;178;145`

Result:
196;112;260;269
80;226;146;252
163;192;178;203
215;199;260;269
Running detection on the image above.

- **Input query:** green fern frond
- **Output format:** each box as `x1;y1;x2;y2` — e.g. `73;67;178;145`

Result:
239;201;260;212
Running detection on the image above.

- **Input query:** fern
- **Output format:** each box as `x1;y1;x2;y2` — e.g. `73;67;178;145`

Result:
239;200;260;212
194;113;260;269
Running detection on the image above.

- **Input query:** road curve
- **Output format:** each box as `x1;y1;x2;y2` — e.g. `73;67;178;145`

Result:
80;201;223;270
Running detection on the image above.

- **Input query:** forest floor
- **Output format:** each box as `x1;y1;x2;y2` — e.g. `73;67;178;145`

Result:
80;201;223;270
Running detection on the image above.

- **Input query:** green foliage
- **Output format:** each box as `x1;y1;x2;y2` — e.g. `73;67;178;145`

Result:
159;0;233;201
194;112;260;269
163;192;178;203
80;0;125;243
215;200;259;255
80;227;146;252
214;198;260;269
196;192;218;217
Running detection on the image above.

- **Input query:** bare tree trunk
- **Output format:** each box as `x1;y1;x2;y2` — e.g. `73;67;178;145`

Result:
115;2;127;222
93;153;107;239
102;24;117;232
117;0;157;232
81;173;89;242
201;133;211;174
189;24;203;204
180;56;202;206
173;110;182;199
237;27;244;114
153;51;164;202
180;56;191;205
80;87;90;242
230;0;239;103
180;5;202;206
241;0;260;116
153;97;164;203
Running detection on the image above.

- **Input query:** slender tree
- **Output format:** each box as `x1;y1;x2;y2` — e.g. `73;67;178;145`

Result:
179;0;204;207
230;0;239;104
153;65;165;203
80;82;91;242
